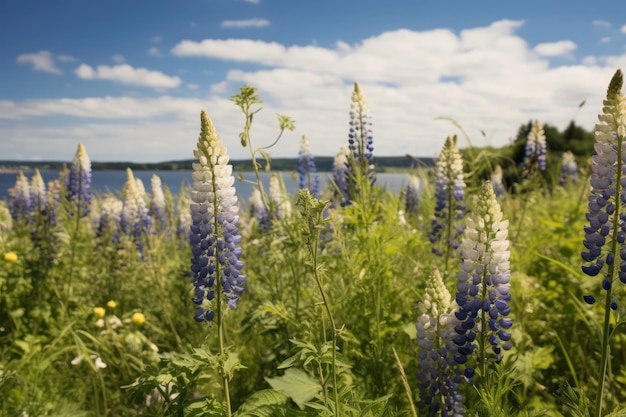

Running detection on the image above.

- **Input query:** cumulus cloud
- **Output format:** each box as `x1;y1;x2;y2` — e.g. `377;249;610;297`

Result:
5;19;626;162
243;0;260;4
74;63;182;89
533;40;577;57
593;20;612;28
621;24;626;34
112;54;125;64
148;47;161;56
16;50;63;74
220;18;270;28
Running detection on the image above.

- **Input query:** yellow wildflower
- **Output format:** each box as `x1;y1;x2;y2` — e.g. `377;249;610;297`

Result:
4;252;18;262
93;307;105;318
131;312;145;325
106;300;117;309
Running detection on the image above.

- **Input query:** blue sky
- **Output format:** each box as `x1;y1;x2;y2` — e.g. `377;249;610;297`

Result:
1;0;625;162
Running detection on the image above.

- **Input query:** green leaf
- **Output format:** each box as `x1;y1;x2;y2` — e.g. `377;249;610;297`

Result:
265;368;322;409
235;389;288;417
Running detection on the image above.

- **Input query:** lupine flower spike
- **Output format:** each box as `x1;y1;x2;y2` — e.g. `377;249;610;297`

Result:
491;165;506;197
345;82;375;203
150;174;168;231
332;146;351;206
560;151;580;186
8;171;31;221
297;135;320;198
416;266;465;416
453;181;512;380
190;110;245;322
120;168;153;254
405;175;421;217
30;169;48;215
523;120;547;173
268;174;291;220
430;135;466;261
67;143;92;217
581;68;626;417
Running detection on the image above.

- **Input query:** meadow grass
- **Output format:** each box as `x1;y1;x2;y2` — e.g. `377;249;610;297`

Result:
1;73;626;416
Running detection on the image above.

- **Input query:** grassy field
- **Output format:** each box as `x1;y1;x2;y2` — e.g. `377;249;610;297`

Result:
1;74;625;417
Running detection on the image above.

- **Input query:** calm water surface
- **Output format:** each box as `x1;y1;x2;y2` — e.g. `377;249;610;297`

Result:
0;170;411;203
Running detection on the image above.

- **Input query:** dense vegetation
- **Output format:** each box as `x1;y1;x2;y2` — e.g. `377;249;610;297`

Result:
0;74;625;417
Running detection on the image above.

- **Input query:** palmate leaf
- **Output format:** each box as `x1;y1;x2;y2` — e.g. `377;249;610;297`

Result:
235;389;289;416
265;368;322;409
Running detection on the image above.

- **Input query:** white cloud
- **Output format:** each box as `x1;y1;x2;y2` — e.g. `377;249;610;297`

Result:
112;54;125;64
187;83;199;90
601;36;611;43
74;64;182;89
243;0;260;4
593;20;612;28
57;55;77;62
4;19;626;163
621;24;626;34
533;40;577;57
16;50;63;74
148;47;161;56
220;18;270;28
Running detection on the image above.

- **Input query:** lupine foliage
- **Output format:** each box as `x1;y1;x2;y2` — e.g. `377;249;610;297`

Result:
2;72;626;417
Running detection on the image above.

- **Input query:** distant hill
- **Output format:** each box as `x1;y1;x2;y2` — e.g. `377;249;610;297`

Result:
0;156;434;173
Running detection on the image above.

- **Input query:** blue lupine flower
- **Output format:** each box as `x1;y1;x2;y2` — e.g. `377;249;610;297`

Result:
416;266;465;417
560;151;580;186
120;168;153;254
453;181;512;377
430;135;466;257
491;165;506;197
150;174;168;231
405;175;421;217
522;120;547;172
96;194;123;240
67;143;92;217
345;82;376;202
190;111;246;322
7;171;32;221
582;70;626;302
297;135;320;199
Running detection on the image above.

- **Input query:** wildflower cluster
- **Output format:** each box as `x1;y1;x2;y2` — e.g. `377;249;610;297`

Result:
67;143;92;217
297;135;320;198
416;266;465;417
522;120;547;173
453;181;512;378
190;111;245;322
430;135;466;258
560;151;580;186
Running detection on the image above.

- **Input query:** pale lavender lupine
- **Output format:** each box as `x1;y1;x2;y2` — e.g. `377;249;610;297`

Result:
190;111;245;322
332;146;351;206
405;175;421;217
268;174;291;220
453;181;512;380
67;143;92;217
416;266;465;416
560;151;579;186
30;169;48;214
297;135;320;198
150;174;168;230
491;165;506;197
430;135;466;259
8;171;31;221
120;168;153;253
523;120;547;172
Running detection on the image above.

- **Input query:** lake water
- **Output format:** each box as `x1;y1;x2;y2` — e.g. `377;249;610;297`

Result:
0;170;412;203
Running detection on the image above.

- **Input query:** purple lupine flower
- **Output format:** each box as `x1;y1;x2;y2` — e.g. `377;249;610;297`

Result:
297;135;320;199
96;194;123;240
453;181;512;379
430;135;466;257
523;120;547;172
345;82;375;202
7;171;31;221
581;70;625;305
491;165;506;197
67;143;92;217
560;151;580;186
405;175;421;217
416;266;465;417
120;168;153;254
150;174;168;231
190;111;245;322
332;146;351;206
